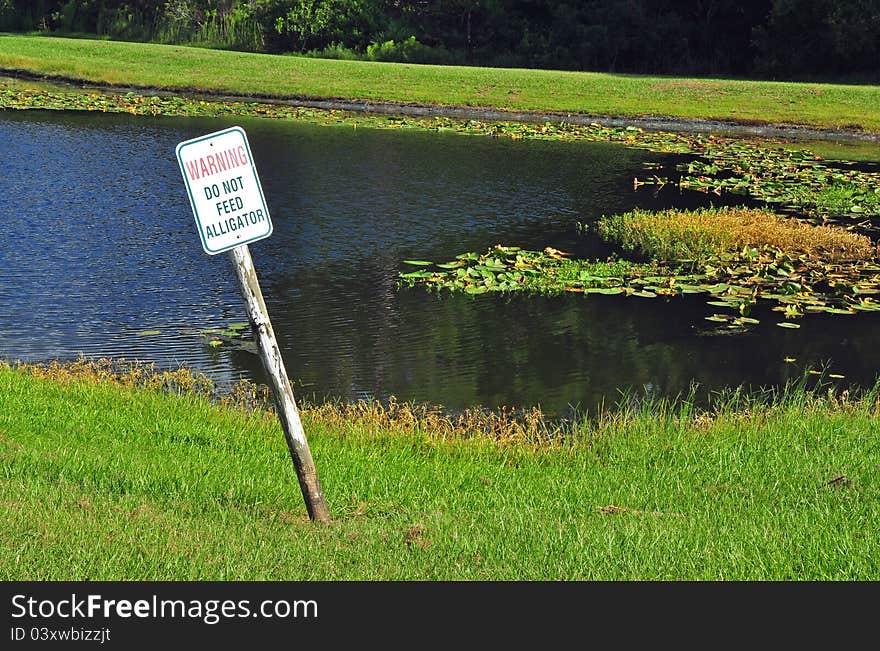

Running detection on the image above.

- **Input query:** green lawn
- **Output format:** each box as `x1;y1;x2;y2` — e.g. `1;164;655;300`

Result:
2;34;879;133
2;364;878;580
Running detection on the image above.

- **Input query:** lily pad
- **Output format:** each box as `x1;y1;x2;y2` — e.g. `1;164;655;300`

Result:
585;287;624;295
823;307;856;315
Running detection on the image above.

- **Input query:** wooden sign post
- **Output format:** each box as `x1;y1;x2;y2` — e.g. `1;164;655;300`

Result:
176;126;330;523
228;244;330;523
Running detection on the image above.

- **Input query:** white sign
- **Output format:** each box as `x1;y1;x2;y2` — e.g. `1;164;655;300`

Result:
176;126;273;255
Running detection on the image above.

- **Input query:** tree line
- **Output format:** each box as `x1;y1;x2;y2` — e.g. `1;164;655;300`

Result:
2;1;878;81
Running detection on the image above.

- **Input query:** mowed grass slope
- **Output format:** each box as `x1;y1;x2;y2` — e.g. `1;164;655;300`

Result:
1;365;878;580
1;35;879;132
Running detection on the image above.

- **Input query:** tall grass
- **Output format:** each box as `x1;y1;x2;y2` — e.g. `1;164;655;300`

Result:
40;4;266;52
596;206;876;262
154;9;265;52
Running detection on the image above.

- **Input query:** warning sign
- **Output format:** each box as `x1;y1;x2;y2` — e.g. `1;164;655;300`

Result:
176;126;273;254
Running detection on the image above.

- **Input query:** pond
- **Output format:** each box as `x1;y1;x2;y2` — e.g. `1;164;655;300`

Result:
2;109;880;415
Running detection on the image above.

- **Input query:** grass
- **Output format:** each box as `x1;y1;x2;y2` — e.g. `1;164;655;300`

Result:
1;34;880;133
596;207;876;262
2;361;879;580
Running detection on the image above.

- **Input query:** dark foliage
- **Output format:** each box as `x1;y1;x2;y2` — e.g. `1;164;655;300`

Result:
1;0;877;80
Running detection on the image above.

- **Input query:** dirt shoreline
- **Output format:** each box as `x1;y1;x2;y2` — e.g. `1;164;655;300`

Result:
4;67;879;143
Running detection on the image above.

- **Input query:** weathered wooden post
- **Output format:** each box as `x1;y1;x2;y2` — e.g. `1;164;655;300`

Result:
176;125;330;523
228;244;330;522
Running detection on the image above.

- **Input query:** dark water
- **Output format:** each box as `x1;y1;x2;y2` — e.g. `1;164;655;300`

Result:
3;109;880;414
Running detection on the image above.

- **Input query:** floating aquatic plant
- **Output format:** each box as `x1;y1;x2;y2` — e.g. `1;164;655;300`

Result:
647;140;880;228
197;321;256;353
400;208;880;333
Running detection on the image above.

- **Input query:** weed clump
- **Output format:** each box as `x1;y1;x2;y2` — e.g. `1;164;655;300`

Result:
596;206;875;263
2;357;567;445
6;357;273;414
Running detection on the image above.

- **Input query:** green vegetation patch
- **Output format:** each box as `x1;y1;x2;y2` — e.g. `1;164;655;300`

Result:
400;208;880;333
2;362;880;580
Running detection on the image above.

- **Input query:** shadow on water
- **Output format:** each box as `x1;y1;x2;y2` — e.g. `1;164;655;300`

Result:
2;109;880;414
